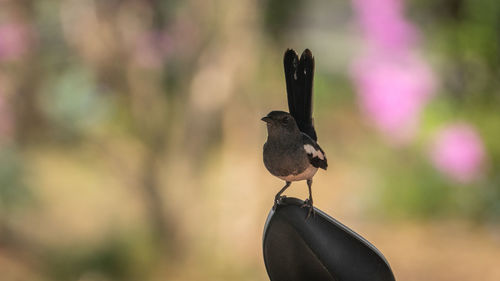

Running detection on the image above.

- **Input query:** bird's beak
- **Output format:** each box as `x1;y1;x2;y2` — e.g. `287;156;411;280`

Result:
261;116;272;123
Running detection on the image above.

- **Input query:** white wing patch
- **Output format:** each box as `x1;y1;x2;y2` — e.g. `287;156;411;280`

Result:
304;144;324;160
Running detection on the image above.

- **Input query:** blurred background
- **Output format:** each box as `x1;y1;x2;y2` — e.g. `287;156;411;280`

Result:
0;0;499;280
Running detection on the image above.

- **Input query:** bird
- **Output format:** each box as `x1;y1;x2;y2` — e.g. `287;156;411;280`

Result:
262;48;327;219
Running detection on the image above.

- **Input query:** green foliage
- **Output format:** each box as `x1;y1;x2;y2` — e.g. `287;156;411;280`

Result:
45;231;158;281
0;148;34;212
39;67;111;139
263;0;303;41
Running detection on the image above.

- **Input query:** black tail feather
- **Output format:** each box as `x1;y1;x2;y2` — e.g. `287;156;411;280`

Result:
283;48;317;141
284;49;299;120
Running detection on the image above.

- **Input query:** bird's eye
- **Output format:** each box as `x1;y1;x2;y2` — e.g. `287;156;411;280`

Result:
282;117;289;125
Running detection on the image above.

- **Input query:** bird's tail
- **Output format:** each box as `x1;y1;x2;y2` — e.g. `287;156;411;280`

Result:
283;49;317;141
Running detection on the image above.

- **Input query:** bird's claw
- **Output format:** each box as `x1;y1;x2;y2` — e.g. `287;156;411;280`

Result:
273;195;287;210
301;198;315;220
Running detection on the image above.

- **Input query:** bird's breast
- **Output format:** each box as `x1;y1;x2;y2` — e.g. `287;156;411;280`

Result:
277;165;318;182
263;141;311;179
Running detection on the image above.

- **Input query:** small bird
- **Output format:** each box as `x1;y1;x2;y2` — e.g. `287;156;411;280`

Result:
262;48;327;219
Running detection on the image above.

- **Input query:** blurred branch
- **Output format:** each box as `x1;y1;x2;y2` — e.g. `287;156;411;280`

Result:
140;146;173;249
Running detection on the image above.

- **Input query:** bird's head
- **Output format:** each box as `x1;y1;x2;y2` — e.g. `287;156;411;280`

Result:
261;111;300;138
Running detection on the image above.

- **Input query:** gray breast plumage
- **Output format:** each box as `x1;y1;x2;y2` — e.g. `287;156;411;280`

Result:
263;140;311;178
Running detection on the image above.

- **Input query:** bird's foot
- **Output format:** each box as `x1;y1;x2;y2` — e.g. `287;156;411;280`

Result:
301;198;315;220
273;195;287;210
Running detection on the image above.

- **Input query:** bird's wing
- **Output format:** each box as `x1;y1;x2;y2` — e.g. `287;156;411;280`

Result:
284;49;317;141
302;133;327;170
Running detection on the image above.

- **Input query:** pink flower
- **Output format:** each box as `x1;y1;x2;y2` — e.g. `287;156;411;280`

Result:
351;0;417;51
352;53;434;144
350;0;434;144
0;22;35;61
430;124;486;184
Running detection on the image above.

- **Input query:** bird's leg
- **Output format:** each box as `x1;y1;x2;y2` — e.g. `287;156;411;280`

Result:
301;179;315;219
273;181;291;210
